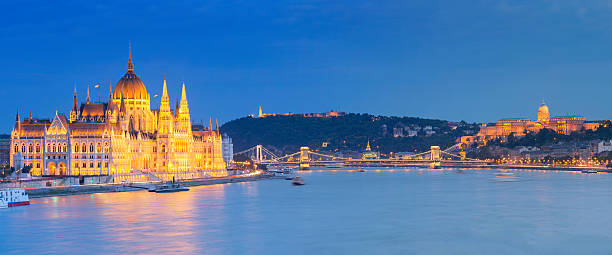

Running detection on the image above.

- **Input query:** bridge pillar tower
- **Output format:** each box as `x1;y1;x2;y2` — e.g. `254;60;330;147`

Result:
255;145;263;163
430;146;440;161
430;146;441;169
299;146;310;170
460;151;466;161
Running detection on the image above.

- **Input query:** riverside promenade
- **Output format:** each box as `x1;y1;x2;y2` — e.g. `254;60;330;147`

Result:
25;172;271;198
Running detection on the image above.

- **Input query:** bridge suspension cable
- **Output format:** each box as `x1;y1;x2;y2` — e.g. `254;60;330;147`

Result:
439;150;481;161
308;151;349;161
443;143;463;153
233;146;256;156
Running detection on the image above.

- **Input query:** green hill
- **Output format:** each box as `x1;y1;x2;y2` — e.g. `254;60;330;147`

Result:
220;113;480;155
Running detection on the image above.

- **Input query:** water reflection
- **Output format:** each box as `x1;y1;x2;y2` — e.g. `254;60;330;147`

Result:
2;168;612;254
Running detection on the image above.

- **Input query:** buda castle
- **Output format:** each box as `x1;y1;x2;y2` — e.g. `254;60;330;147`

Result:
10;49;227;179
462;102;602;144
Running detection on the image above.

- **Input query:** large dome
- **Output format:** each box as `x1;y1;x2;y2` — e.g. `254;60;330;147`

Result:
113;48;149;100
538;102;549;115
114;70;148;100
537;101;550;122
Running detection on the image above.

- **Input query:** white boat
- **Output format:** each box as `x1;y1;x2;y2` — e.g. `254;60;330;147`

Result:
0;188;30;207
270;167;294;177
581;169;598;174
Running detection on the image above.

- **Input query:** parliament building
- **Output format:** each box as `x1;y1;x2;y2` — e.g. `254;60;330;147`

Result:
10;49;227;179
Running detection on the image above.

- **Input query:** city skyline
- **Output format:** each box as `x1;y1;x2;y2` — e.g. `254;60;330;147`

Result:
2;1;612;133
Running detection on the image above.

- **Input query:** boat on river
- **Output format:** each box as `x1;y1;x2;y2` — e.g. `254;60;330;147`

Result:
0;188;30;208
581;169;598;174
269;167;294;177
291;176;305;186
149;182;189;193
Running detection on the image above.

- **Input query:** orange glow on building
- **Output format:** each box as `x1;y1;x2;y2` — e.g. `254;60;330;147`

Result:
463;102;602;144
10;48;226;179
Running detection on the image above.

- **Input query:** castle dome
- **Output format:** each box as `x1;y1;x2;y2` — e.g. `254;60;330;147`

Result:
113;47;149;100
538;102;549;115
537;101;550;122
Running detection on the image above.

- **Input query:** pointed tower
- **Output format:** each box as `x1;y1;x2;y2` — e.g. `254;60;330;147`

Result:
127;42;134;72
365;140;371;151
258;105;263;118
209;117;213;131
158;78;173;135
176;81;192;133
86;86;91;104
215;119;220;136
107;84;117;123
70;84;79;122
13;109;21;136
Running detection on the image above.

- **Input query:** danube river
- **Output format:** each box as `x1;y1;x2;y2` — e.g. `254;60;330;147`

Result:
2;168;612;254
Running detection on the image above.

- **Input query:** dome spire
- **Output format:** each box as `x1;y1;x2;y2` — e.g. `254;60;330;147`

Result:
127;42;134;71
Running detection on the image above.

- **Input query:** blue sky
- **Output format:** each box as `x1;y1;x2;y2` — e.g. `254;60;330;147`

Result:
1;0;611;132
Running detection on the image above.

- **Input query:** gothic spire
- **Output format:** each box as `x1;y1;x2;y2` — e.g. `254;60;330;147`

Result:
179;80;189;115
127;42;134;71
161;77;169;99
72;83;79;111
86;86;91;104
209;117;212;131
160;78;171;112
14;109;20;131
215;119;219;135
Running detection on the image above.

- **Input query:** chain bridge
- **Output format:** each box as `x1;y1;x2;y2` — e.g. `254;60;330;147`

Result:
233;144;492;169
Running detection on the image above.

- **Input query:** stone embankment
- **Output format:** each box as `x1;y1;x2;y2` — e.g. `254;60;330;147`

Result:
26;173;271;198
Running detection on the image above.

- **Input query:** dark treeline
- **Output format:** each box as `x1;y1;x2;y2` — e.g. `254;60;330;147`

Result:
220;113;479;155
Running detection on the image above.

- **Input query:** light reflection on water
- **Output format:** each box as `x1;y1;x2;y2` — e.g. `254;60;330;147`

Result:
1;168;612;254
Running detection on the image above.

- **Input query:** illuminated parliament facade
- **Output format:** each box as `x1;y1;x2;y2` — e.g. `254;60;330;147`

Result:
10;50;227;178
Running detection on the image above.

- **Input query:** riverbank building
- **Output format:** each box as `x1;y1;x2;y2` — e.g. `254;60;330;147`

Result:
10;49;227;179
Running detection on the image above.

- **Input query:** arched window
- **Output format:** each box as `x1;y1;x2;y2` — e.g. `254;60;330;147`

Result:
52;144;56;153
74;144;79;153
161;145;166;153
14;145;18;153
104;142;109;153
90;143;94;153
82;143;86;153
28;144;33;153
96;143;101;153
21;144;25;153
36;144;40;153
47;144;51;152
63;143;67;153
